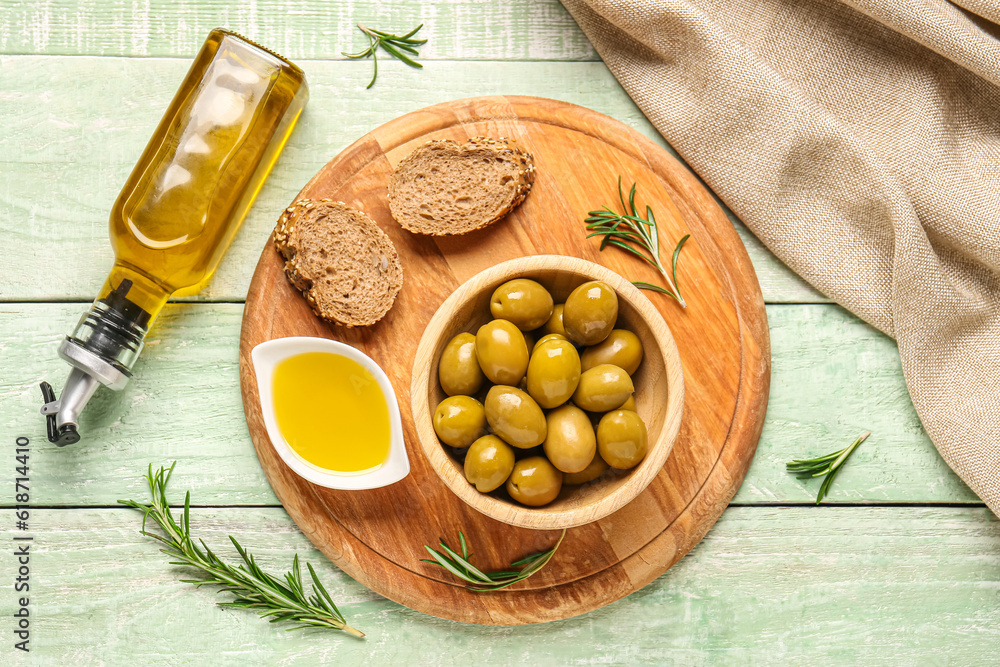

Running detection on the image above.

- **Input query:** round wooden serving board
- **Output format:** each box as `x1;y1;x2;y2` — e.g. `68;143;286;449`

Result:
239;96;770;625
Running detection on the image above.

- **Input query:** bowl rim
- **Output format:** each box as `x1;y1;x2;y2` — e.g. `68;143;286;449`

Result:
251;336;410;490
411;254;685;530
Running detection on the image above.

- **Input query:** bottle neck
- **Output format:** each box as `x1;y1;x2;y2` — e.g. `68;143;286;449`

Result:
64;264;170;382
44;264;172;445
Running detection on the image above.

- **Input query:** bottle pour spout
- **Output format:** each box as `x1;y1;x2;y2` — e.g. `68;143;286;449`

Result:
40;371;99;447
40;280;147;446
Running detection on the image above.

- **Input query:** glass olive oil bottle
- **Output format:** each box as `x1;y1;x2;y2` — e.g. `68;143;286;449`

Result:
40;29;308;446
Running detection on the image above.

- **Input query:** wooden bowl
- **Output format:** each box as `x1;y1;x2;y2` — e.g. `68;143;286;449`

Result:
411;255;684;530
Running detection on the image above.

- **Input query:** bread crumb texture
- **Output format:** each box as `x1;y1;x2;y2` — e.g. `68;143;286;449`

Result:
273;199;403;327
387;136;536;235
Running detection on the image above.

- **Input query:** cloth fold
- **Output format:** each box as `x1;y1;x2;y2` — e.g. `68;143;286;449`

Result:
559;0;1000;513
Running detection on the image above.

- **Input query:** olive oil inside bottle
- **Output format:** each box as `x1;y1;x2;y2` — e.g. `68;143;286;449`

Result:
107;29;308;320
272;352;391;474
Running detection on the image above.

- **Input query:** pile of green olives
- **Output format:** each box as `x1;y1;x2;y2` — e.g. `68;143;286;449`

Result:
432;277;650;507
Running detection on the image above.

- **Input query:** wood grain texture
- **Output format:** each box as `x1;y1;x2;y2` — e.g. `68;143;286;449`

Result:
0;0;597;60
239;96;769;624
1;506;997;665
0;57;826;304
3;303;974;505
411;256;685;529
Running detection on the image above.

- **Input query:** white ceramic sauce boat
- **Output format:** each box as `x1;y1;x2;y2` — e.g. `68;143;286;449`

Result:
251;336;410;490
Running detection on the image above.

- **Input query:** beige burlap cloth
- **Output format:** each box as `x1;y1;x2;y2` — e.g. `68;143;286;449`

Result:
559;0;1000;513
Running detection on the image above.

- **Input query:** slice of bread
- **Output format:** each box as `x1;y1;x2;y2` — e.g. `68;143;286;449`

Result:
387;136;535;235
273;199;403;327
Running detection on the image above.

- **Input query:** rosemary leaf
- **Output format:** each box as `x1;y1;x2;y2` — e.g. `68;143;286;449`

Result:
343;23;427;89
437;541;493;582
786;432;870;504
423;529;566;592
606;238;659;267
458;531;469;559
671;234;691;302
585;177;690;307
118;463;364;638
631;281;674;295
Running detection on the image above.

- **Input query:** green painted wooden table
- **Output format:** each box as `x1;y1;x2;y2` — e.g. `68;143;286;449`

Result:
1;2;997;664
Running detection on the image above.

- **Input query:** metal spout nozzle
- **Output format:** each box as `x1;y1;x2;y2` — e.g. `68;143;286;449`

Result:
40;340;133;447
40;369;100;446
41;280;147;446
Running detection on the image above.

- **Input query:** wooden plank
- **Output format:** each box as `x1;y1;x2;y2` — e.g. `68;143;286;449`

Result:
1;302;977;505
0;56;825;304
0;0;598;60
1;506;996;663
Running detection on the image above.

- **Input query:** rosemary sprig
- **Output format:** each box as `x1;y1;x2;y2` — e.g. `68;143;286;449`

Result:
422;529;566;592
786;432;871;504
342;23;427;89
118;463;363;637
585;176;690;308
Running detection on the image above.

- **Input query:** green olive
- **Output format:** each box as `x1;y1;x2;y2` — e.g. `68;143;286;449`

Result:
581;329;644;375
438;332;485;396
540;304;567;337
543;404;597;473
490;279;554;331
572;364;634;412
464;435;516;492
525;339;581;409
597;410;648;469
618;394;637;412
563;281;618;346
475;319;529;385
506;456;563;506
532;332;569;353
563;451;610;485
484;385;547;448
433;396;487;448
